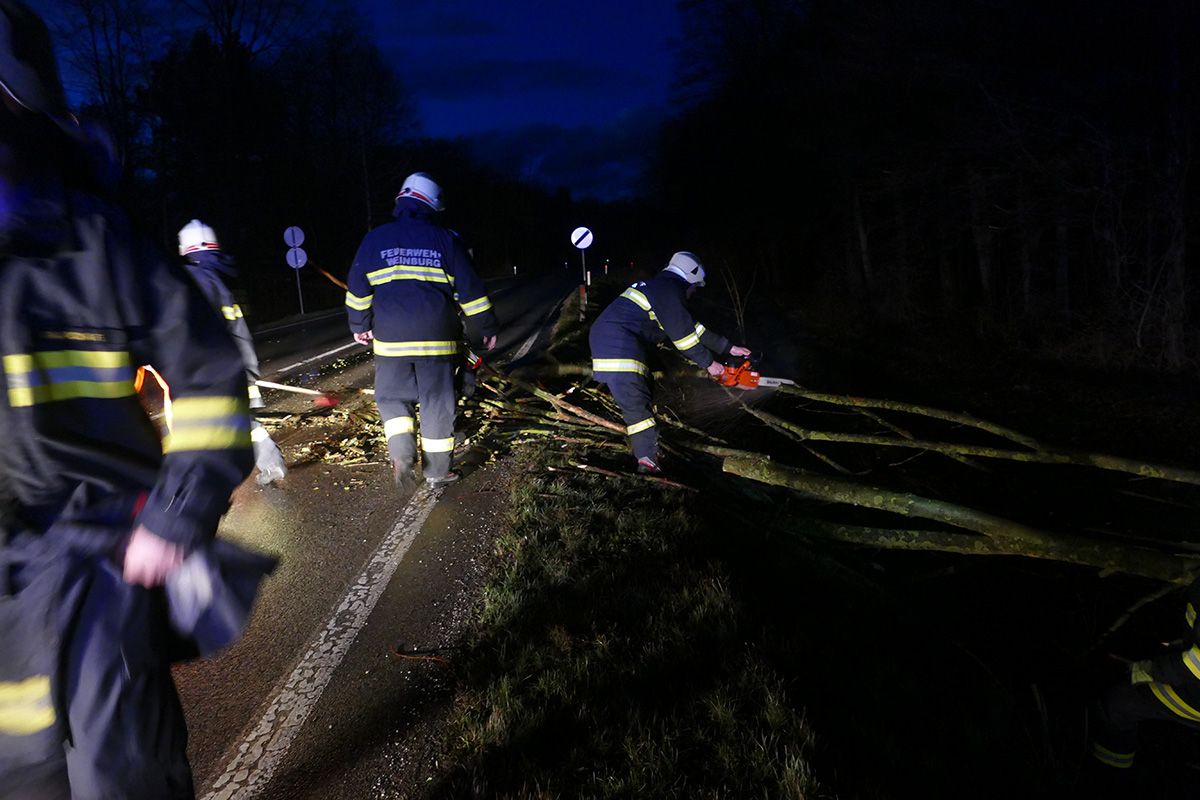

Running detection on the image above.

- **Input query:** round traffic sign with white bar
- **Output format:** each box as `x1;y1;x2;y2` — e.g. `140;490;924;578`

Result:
286;247;308;270
571;226;593;250
284;226;305;248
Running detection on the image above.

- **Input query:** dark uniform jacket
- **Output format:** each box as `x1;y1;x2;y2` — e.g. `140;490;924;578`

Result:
590;270;731;378
345;198;498;359
1145;579;1200;720
185;250;263;408
0;168;253;554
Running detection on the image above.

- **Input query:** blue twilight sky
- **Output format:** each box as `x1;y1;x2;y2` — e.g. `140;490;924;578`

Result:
357;0;683;200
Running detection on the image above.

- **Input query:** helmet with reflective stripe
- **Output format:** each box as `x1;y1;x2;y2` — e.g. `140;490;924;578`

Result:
178;219;220;255
0;0;69;119
664;251;706;286
397;172;444;211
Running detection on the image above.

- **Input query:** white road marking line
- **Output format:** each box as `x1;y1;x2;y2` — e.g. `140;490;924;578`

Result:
273;341;361;377
200;486;444;800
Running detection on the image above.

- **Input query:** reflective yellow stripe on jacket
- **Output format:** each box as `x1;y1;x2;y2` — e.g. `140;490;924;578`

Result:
1150;682;1200;722
221;304;243;321
366;265;453;286
1183;645;1200;681
591;358;648;376
345;291;373;311
621;287;661;328
163;396;252;453
373;339;459;358
3;349;136;407
621;287;651;310
0;675;55;735
672;325;702;351
460;296;493;317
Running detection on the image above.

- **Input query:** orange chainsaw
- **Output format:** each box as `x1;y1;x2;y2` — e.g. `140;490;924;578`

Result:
716;359;795;389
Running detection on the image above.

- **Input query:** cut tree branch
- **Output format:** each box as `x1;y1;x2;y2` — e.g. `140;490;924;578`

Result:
724;456;1197;584
776;385;1040;449
738;406;1200;486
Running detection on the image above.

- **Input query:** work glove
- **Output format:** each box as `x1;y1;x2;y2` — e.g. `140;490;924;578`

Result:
1129;659;1155;685
166;539;279;657
253;433;288;486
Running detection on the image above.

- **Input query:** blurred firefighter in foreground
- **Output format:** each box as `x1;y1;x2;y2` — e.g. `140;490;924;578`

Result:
1083;577;1200;795
345;172;498;490
0;3;261;796
589;251;751;474
178;219;288;486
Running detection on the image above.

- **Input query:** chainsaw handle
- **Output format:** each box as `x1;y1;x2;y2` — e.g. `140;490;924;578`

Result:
716;360;760;389
716;359;749;387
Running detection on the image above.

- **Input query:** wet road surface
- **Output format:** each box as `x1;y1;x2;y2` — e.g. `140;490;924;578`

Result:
175;272;575;799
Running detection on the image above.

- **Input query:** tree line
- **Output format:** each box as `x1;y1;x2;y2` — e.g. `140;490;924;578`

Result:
46;0;613;321
654;0;1200;373
53;0;1197;374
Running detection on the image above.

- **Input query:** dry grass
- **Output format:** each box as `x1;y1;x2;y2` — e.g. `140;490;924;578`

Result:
429;445;824;799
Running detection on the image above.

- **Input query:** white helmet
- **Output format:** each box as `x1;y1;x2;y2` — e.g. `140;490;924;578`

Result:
396;172;444;211
178;219;220;255
664;251;706;286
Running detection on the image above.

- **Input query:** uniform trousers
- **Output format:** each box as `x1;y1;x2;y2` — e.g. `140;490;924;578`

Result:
597;372;658;461
375;358;457;478
2;532;193;799
1090;680;1200;772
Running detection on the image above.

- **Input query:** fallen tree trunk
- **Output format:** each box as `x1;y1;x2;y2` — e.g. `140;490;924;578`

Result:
794;520;1195;582
729;390;982;472
738;407;1200;487
776;385;1041;449
724;456;1197;584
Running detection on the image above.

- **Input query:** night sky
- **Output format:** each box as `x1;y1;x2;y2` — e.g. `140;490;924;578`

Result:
358;0;681;200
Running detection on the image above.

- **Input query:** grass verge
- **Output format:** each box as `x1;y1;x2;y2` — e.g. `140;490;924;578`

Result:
429;444;823;799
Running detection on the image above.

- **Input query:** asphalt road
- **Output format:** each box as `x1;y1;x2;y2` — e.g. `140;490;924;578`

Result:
174;271;576;799
250;275;564;383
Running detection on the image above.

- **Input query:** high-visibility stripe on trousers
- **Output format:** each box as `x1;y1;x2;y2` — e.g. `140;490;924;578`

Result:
1088;679;1200;778
598;372;658;461
3;536;194;798
374;358;457;478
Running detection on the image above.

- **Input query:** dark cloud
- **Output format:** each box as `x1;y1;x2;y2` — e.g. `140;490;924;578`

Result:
463;105;667;201
358;0;679;199
406;58;649;101
394;11;500;37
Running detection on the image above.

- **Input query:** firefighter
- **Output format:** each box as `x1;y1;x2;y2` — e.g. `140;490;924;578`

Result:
0;3;253;796
1084;577;1200;792
588;251;751;473
178;219;288;486
345;172;498;489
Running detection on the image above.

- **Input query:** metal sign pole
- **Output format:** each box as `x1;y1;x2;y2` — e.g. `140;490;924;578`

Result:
283;226;308;316
570;226;593;321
